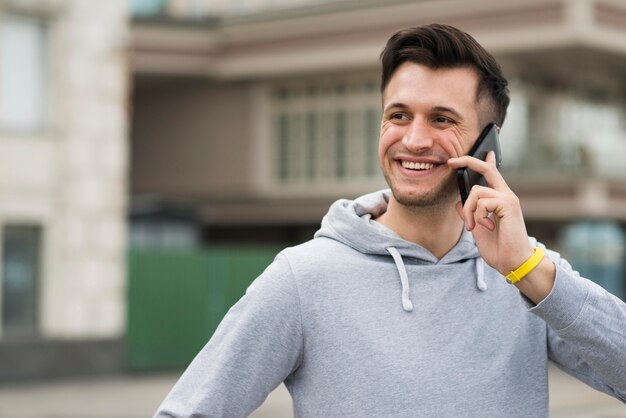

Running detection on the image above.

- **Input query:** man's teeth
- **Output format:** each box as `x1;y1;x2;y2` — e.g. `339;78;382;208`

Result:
402;161;435;170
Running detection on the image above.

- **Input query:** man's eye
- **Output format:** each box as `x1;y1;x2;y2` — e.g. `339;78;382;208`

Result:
391;113;409;121
433;116;454;124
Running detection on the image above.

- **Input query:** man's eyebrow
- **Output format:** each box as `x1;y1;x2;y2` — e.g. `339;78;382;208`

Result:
383;102;409;113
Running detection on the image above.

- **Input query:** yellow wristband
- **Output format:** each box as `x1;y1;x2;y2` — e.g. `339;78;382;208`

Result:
505;247;545;284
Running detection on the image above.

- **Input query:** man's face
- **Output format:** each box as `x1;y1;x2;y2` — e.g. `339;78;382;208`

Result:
379;62;484;209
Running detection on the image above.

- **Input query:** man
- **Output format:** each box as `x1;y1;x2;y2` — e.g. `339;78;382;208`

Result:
155;24;626;417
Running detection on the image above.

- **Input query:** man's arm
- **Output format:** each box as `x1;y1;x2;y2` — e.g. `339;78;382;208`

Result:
531;251;626;402
447;152;626;402
154;254;303;417
447;151;555;303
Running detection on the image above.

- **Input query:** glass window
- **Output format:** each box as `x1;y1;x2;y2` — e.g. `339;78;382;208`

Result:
560;221;625;300
0;14;47;132
130;218;200;249
130;0;168;17
2;225;42;338
270;76;382;186
501;81;626;181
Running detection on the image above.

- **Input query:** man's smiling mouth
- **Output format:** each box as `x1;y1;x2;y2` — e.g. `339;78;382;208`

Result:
401;161;436;170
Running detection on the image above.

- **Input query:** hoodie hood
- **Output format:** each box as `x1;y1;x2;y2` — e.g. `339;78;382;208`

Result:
314;189;487;311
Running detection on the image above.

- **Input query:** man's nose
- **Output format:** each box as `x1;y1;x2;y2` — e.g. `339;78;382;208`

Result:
402;119;434;151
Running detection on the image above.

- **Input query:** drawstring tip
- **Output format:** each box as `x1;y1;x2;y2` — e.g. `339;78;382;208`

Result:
387;246;415;313
402;299;414;312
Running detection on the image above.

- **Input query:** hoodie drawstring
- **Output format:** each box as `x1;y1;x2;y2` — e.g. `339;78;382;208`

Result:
386;247;414;312
387;247;487;313
475;258;487;291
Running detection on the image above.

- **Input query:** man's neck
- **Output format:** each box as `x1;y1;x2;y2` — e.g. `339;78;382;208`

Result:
374;196;465;260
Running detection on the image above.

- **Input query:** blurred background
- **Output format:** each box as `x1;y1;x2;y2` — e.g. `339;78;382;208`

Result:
0;0;625;416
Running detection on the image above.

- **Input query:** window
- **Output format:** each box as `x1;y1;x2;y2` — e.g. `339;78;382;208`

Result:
560;222;625;300
0;13;47;132
270;76;382;186
503;82;626;180
2;225;42;338
130;219;200;249
130;0;167;17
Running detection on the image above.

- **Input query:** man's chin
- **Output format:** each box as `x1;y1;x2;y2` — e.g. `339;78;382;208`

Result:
389;181;459;209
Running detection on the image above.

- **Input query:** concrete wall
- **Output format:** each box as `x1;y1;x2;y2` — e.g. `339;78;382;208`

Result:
0;0;129;340
131;78;256;198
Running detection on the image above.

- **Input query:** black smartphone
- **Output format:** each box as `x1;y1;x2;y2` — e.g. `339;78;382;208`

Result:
456;123;502;205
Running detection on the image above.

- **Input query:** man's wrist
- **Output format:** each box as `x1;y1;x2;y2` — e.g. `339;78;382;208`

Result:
512;257;556;305
505;247;545;284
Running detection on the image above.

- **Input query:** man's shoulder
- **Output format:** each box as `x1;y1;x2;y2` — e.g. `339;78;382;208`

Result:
281;236;353;261
272;236;359;281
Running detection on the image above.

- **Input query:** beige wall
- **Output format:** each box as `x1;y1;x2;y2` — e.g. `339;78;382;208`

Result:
131;78;257;198
0;0;129;339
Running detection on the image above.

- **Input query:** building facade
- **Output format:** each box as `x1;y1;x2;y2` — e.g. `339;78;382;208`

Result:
130;0;626;296
0;0;129;379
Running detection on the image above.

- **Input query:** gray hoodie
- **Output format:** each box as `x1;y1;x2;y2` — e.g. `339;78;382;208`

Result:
155;189;626;417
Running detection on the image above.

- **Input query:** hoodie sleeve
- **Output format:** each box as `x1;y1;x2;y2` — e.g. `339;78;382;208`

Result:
528;251;626;403
154;253;303;417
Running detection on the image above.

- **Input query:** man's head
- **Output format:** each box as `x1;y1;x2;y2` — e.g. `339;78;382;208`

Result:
377;24;509;210
380;24;509;127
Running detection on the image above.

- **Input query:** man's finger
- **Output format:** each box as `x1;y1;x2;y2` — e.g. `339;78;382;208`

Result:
448;152;509;191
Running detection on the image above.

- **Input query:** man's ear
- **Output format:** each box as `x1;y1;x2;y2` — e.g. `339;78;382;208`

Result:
496;125;501;134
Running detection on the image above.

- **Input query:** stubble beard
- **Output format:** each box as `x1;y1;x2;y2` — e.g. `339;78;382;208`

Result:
384;169;460;211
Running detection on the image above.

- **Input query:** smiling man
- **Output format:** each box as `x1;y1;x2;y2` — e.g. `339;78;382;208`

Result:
376;63;483;259
155;24;626;417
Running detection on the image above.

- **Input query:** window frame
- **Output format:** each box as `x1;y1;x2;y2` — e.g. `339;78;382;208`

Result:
0;5;58;137
0;223;43;339
260;73;386;196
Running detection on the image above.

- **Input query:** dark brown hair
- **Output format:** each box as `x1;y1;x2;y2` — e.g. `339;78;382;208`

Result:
380;24;510;126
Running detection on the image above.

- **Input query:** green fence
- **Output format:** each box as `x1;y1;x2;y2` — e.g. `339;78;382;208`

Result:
127;246;279;371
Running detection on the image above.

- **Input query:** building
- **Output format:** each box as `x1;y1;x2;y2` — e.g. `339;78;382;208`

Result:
130;0;626;292
0;0;129;379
